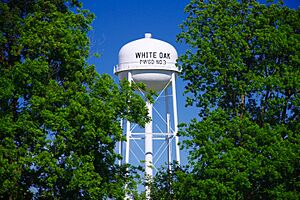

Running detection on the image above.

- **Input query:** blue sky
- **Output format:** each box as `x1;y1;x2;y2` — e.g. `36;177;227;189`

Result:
84;0;190;73
81;0;299;170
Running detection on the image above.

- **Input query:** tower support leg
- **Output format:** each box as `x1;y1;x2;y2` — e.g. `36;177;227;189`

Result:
125;72;132;200
145;101;153;199
172;73;180;165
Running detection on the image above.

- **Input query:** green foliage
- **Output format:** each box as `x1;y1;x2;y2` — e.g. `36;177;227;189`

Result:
0;0;148;199
153;0;300;199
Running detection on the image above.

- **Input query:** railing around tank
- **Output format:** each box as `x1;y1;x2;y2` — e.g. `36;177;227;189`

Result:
113;64;181;74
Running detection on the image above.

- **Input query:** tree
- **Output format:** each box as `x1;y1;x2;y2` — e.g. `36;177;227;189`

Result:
152;0;300;199
0;0;148;199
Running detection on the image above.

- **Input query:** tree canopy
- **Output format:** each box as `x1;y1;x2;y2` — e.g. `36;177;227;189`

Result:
152;0;300;199
0;0;148;199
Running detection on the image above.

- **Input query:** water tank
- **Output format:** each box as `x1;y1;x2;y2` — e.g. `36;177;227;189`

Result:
114;33;179;91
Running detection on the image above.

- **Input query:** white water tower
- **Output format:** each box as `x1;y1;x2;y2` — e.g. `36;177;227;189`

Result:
114;33;180;198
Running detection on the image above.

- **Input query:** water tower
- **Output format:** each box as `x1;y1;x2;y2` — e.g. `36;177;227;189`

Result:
114;33;180;198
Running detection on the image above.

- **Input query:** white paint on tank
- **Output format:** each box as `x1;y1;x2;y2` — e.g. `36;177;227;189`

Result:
114;33;179;91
